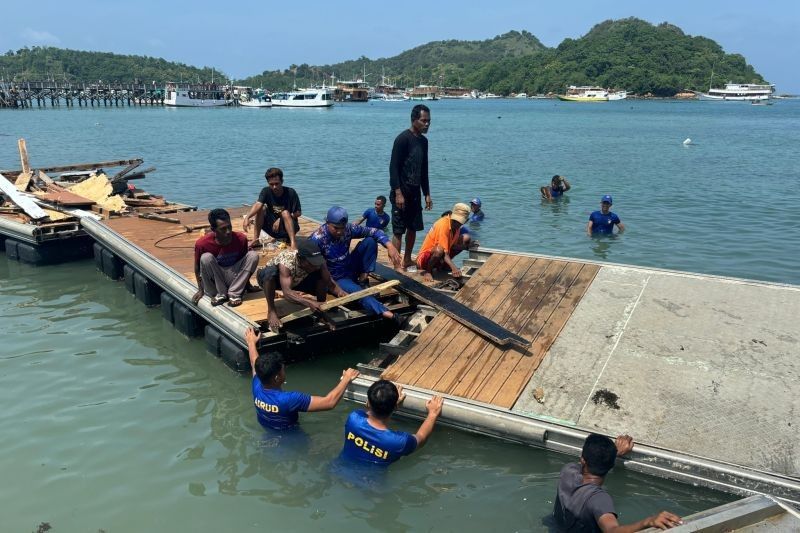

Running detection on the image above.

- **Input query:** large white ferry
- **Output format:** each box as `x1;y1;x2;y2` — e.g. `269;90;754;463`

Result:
271;87;334;108
697;83;775;101
163;83;230;107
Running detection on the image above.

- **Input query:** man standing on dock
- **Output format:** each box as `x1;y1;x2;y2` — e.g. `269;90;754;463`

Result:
192;208;259;307
310;206;404;325
243;167;302;250
245;327;359;430
390;104;433;269
340;379;443;465
553;433;683;531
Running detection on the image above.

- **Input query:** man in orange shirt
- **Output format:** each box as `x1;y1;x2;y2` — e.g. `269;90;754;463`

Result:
416;203;470;281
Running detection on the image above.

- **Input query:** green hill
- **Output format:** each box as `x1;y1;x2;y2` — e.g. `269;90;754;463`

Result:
0;46;225;84
1;19;766;97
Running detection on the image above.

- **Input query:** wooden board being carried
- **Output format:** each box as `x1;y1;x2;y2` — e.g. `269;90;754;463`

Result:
279;280;400;324
372;263;530;349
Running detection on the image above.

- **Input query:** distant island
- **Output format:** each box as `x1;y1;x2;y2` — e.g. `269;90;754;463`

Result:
0;18;766;97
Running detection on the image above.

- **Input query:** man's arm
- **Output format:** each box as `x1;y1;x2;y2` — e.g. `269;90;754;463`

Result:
278;265;322;310
597;511;683;532
192;246;204;304
245;327;260;377
413;395;443;448
616;222;625;233
442;252;462;278
354;217;366;226
320;264;347;297
390;134;407;209
587;221;594;236
562;179;571;192
307;368;360;411
243;201;264;231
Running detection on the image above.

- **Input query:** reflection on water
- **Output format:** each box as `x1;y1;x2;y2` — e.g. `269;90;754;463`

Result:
589;233;622;260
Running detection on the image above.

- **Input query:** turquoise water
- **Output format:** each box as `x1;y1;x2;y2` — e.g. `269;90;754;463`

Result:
3;99;796;531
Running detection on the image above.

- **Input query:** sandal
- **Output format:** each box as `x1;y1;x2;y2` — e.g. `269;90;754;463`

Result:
227;296;242;307
210;294;228;306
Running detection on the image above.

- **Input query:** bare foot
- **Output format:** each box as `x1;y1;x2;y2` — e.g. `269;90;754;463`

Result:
267;311;282;332
402;259;416;270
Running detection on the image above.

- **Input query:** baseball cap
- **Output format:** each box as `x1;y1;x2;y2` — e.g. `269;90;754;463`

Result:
470;197;482;207
325;206;348;225
296;238;324;267
601;195;613;205
451;203;470;224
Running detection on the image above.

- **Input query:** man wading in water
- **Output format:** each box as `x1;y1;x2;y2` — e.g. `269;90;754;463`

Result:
389;104;433;270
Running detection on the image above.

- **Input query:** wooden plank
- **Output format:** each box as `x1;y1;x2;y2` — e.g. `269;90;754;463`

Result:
110;160;142;181
373;262;529;348
381;254;518;382
280;280;400;324
449;260;569;398
0;173;49;220
36;158;143;174
412;256;535;390
14;171;32;191
18;139;30;174
37;190;96;207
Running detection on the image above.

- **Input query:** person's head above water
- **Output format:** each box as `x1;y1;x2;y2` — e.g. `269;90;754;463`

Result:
254;350;286;386
367;379;400;417
581;433;618;477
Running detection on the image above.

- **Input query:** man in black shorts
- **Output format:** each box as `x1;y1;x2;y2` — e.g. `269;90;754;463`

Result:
389;104;433;269
243;167;302;250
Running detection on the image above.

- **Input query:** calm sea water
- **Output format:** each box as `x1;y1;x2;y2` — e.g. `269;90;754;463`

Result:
2;99;797;531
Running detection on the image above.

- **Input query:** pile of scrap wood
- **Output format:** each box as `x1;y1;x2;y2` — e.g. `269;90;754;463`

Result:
0;138;165;225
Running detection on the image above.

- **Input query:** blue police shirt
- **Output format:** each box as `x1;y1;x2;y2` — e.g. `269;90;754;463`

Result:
589;210;621;235
550;186;563;198
340;410;417;465
362;208;390;230
469;209;484;222
310;223;389;280
252;376;311;430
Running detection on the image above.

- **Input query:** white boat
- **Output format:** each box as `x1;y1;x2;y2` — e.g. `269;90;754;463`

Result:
514;93;528;99
271;87;334;108
370;93;407;102
239;93;272;108
163;83;230;107
696;83;775;101
557;86;608;102
607;90;628;101
478;92;502;99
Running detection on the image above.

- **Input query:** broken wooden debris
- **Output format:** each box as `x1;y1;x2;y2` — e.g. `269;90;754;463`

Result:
0;172;49;220
280;280;401;325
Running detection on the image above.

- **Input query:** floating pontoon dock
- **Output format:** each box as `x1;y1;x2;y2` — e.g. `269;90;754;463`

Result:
347;247;800;506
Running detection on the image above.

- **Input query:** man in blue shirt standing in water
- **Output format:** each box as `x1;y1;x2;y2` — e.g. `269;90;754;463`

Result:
587;195;625;236
245;327;360;430
341;379;443;465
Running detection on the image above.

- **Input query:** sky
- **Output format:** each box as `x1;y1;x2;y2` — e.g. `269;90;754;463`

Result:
2;0;798;92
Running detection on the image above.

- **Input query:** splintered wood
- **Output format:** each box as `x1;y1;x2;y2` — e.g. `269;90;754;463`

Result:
382;254;599;409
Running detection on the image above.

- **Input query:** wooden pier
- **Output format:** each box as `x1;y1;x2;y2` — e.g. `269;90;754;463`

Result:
0;80;167;108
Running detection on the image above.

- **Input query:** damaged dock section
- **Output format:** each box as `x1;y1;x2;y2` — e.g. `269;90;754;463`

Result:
349;247;800;504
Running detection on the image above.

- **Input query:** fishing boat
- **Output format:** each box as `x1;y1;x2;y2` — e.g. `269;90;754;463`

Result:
163;83;230;107
607;90;628;101
557;86;608;102
696;83;775;101
271;87;334;108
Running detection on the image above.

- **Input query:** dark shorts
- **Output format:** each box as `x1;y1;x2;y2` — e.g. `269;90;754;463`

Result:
389;191;423;235
257;266;322;295
263;210;299;240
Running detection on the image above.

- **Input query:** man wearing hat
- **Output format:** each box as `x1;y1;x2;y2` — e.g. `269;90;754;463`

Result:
587;195;625;236
256;238;345;332
310;206;403;323
468;197;484;222
416;203;470;281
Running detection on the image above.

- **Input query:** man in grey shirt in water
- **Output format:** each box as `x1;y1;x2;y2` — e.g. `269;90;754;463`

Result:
553;433;683;532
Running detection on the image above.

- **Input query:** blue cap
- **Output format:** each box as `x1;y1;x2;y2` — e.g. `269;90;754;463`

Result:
601;195;613;205
470;197;482;207
326;206;348;224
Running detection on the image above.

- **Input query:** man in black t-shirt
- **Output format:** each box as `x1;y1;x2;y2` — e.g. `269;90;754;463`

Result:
553;433;682;532
243;167;301;250
389;104;433;270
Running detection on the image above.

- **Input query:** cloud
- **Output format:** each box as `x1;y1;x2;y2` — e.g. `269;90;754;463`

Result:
21;28;61;45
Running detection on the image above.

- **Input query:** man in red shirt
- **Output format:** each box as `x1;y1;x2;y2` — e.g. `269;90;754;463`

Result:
192;208;259;307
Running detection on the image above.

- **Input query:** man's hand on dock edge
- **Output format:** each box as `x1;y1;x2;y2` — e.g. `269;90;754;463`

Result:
426;395;443;418
646;510;683;529
615;434;634;456
341;368;360;382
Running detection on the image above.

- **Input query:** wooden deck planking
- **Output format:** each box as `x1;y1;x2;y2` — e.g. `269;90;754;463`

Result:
488;263;599;406
449;259;570;398
434;257;554;393
412;256;534;390
382;254;522;382
472;262;589;406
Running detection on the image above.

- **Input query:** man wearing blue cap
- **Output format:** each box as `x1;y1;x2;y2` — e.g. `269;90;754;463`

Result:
310;206;404;322
587;195;625;236
468;197;484;222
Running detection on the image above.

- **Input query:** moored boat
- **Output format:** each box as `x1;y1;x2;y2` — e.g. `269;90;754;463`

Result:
557;86;608;102
163;83;230;107
271;87;334;108
696;83;775;101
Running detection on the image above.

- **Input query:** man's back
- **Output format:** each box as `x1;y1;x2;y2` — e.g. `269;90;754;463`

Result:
341;410;417;465
553;463;616;532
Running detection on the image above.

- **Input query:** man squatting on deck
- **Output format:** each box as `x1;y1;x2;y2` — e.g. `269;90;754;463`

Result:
245;327;359;430
243;167;302;250
341;379;443;465
310;206;404;326
416;203;471;281
554;433;682;532
390;104;433;269
192;208;259;307
256;238;346;332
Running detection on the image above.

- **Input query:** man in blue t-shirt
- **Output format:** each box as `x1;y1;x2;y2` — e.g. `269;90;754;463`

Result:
587;195;626;236
341;379;443;465
245;328;359;430
356;195;391;231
